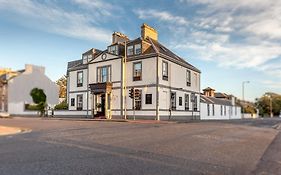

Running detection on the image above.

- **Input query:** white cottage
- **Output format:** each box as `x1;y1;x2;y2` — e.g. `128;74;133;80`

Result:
200;87;241;120
67;24;201;120
0;64;59;115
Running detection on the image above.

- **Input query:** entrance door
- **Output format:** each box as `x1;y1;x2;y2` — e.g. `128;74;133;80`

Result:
101;94;105;116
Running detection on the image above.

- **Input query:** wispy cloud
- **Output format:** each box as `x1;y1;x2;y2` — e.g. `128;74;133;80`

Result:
135;9;189;26
0;0;113;42
133;1;281;85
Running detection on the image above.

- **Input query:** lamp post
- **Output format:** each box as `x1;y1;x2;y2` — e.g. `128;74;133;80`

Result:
242;81;250;118
265;94;273;118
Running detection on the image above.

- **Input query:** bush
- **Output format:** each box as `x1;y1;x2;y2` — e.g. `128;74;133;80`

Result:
25;104;41;111
54;101;68;110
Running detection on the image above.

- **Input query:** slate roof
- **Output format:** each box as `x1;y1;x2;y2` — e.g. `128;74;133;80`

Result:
67;59;87;72
201;95;233;106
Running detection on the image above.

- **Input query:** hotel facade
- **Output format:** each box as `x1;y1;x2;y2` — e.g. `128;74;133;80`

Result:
67;24;201;120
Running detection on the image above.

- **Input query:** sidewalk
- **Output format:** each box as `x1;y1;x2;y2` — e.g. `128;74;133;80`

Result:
0;126;23;136
42;117;176;124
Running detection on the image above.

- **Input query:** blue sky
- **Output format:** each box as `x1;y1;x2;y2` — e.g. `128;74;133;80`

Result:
1;0;281;101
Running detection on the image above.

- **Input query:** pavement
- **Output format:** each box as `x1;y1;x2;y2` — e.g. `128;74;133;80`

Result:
0;117;280;175
0;126;24;136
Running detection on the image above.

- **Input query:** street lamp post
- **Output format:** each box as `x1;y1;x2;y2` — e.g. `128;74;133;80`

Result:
242;81;250;119
265;94;273;118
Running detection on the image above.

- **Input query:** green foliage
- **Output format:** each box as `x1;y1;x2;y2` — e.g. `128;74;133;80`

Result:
30;88;46;104
25;104;41;110
54;100;68;110
256;92;281;116
29;88;47;117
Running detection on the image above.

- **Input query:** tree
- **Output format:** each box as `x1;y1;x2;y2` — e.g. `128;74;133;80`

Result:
30;88;47;117
255;92;281;117
56;76;67;98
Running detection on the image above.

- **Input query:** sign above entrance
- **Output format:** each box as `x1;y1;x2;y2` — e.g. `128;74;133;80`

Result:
89;82;112;94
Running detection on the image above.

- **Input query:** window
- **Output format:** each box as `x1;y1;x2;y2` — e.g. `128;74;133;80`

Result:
162;61;168;80
145;94;152;104
207;104;210;116
133;62;142;81
221;105;223;116
185;94;189;111
186;70;191;86
108;45;118;55
193;95;198;111
171;92;176;110
77;71;83;87
224;106;226;116
134;89;142;110
77;95;83;110
97;66;111;83
127;45;134;56
71;98;75;106
230;106;233;116
212;104;215;116
179;97;182;106
235;106;237;115
135;44;141;54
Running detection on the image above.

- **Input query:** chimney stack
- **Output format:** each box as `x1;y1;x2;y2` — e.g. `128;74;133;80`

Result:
112;32;129;44
203;87;215;97
141;23;158;41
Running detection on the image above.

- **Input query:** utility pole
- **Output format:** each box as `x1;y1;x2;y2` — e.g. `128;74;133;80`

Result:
242;81;250;118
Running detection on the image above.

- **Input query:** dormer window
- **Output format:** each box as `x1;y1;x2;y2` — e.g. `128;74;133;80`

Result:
127;45;134;56
108;45;118;55
134;44;141;54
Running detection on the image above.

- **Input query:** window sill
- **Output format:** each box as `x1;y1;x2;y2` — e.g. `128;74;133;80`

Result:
133;77;142;81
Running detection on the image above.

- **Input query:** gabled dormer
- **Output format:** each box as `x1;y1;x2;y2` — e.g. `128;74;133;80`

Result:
82;48;101;64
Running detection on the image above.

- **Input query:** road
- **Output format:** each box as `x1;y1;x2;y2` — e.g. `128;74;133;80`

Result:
0;117;281;175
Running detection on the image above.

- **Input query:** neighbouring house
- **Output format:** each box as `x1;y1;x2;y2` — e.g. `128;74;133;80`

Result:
66;24;201;120
0;64;59;115
200;87;241;120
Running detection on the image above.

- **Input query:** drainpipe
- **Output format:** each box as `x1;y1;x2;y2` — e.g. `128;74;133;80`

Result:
156;54;160;121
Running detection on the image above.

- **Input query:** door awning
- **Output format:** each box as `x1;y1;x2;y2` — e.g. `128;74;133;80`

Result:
89;82;112;94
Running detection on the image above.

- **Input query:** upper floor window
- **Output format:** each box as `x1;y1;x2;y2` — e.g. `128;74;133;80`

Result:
127;45;134;56
108;45;118;55
77;71;83;87
133;62;142;81
186;70;191;86
97;66;111;83
162;61;168;81
185;94;189;111
134;44;141;54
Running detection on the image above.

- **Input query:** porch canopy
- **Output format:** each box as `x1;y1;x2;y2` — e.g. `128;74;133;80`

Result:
89;82;112;94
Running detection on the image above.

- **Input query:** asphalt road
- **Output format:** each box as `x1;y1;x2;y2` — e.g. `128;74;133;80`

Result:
0;117;281;175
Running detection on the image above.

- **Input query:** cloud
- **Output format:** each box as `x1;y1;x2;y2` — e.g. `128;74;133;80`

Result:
261;80;281;89
0;0;112;42
135;9;189;26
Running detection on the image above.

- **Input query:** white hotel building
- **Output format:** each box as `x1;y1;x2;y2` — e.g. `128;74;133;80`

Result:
67;24;201;120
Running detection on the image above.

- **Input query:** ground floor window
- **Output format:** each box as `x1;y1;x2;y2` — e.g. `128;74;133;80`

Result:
193;95;198;111
185;94;189;111
71;98;75;106
77;94;83;110
179;97;182;106
224;106;226;116
134;89;142;110
145;94;152;104
171;92;176;110
221;105;223;116
207;104;210;116
212;104;215;116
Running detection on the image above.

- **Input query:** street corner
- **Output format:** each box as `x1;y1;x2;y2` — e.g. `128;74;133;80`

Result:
0;125;31;136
